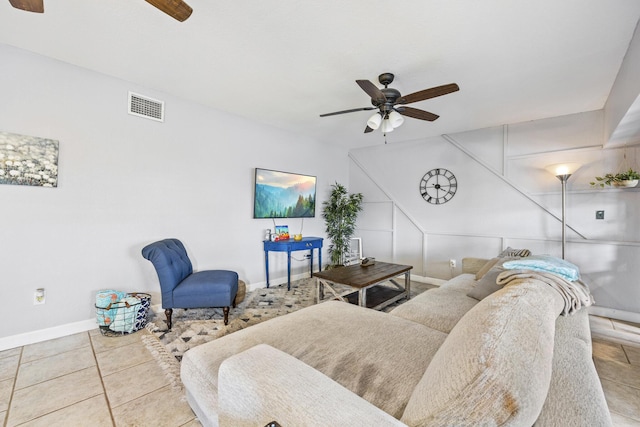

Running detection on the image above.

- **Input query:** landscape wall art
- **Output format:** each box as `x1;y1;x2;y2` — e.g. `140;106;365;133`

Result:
254;168;316;218
0;131;59;188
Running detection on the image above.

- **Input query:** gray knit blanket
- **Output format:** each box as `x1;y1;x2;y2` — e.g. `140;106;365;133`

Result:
496;269;594;315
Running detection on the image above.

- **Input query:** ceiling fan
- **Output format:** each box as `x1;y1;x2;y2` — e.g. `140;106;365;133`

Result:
320;73;459;134
8;0;193;21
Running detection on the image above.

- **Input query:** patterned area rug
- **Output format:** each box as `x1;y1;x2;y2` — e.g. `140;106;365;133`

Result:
145;277;435;362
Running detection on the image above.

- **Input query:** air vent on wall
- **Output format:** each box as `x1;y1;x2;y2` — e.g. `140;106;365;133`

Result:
128;92;164;122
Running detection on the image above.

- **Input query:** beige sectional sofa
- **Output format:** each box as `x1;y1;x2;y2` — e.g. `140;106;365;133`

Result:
180;258;611;427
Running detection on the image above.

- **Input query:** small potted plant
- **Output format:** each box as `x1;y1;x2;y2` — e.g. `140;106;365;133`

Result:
590;168;640;188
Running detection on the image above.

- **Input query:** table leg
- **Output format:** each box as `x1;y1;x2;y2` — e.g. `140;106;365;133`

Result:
265;250;270;288
309;249;314;276
359;288;367;307
287;250;292;291
405;272;411;300
316;278;324;303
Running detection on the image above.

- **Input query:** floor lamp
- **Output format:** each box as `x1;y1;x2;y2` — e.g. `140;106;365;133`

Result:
545;163;582;259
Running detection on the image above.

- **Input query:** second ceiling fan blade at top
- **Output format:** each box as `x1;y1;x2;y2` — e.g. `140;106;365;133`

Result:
144;0;192;22
356;80;387;103
8;0;43;12
9;0;192;21
397;83;459;105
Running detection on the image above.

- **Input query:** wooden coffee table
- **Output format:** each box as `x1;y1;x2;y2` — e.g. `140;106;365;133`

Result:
314;261;412;310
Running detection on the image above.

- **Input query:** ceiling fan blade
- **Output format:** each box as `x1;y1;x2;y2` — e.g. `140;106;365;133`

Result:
9;0;44;12
319;107;376;117
356;80;387;103
364;125;374;133
397;106;439;121
144;0;192;22
397;83;459;105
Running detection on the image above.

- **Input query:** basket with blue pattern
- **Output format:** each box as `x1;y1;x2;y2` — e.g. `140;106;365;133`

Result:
95;291;151;336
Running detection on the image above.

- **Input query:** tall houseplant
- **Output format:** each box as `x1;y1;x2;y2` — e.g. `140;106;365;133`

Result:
322;182;364;267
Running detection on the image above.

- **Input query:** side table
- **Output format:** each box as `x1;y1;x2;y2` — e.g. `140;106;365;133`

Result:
263;237;323;290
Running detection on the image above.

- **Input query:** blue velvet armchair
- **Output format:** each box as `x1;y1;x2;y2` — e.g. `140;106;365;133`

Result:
141;238;238;329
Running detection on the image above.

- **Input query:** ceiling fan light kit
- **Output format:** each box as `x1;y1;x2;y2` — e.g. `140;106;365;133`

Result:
367;113;382;130
320;72;459;136
388;110;404;128
381;118;395;133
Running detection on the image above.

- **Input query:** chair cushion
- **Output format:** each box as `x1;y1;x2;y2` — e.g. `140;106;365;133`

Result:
173;270;238;308
141;239;193;298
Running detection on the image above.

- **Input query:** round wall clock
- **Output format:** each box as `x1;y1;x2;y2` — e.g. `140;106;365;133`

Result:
419;168;457;204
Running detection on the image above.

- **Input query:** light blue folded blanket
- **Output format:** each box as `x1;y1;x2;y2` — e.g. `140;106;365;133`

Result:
502;255;580;281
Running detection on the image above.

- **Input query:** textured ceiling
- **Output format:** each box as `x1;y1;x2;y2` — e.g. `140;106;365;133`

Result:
1;1;640;148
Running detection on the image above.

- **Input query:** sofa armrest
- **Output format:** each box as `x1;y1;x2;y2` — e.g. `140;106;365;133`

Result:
218;344;406;427
461;257;490;274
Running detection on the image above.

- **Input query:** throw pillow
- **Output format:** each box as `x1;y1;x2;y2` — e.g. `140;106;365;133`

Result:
499;247;531;257
474;257;499;280
467;268;502;301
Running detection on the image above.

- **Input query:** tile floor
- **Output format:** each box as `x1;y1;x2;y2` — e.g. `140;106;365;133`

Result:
0;329;199;427
591;316;640;426
0;316;638;426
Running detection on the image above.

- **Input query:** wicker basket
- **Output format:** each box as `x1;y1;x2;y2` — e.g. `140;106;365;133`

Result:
96;292;151;337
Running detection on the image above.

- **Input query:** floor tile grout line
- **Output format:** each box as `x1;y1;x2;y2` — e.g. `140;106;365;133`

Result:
20;343;92;365
95;342;157;378
621;345;632;365
88;332;116;427
12;364;100;393
108;384;173;412
11;393;105;426
3;346;22;427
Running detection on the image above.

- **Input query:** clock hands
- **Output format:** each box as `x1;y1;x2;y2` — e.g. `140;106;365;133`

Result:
419;168;458;205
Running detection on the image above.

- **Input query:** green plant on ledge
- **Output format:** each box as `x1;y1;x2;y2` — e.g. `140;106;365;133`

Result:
322;182;363;268
590;168;640;188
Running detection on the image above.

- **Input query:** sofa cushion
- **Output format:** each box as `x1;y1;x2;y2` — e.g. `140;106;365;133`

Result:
181;300;448;423
401;279;564;427
218;344;406;427
389;274;478;334
534;309;612;426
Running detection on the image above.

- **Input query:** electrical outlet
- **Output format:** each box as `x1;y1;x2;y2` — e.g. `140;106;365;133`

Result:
449;259;456;268
34;288;45;305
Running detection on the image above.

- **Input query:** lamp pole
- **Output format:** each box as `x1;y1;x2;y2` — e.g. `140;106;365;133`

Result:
546;162;581;260
557;173;570;260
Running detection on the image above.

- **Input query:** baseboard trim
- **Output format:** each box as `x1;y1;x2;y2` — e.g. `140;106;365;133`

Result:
8;278;629;352
589;306;640;324
410;274;446;286
0;319;97;352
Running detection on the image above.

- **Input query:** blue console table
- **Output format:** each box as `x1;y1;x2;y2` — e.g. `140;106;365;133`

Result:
263;237;323;290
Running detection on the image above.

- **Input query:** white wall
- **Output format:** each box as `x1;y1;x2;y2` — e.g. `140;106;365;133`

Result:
350;110;640;319
0;44;348;342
